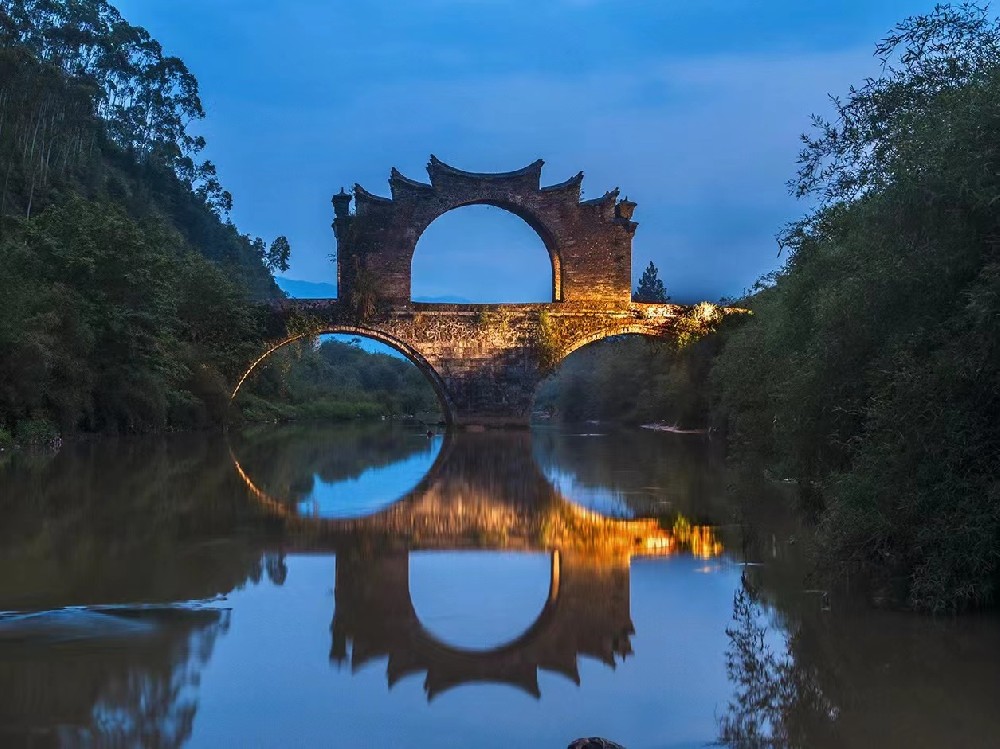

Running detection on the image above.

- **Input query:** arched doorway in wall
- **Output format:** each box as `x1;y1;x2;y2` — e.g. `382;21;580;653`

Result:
410;205;555;303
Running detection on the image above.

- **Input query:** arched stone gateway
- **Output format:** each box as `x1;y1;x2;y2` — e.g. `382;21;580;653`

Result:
235;157;742;426
338;155;635;305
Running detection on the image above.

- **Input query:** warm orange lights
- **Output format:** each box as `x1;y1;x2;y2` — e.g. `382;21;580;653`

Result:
231;449;724;564
672;515;725;559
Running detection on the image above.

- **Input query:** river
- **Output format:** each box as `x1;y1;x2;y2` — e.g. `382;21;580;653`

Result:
1;423;997;748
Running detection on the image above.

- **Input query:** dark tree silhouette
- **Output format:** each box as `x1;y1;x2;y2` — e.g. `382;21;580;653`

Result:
266;236;291;273
634;261;668;302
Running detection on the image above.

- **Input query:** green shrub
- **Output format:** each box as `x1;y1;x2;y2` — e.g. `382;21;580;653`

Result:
15;418;59;445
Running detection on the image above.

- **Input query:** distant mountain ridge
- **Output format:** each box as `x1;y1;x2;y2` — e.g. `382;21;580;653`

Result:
275;277;337;299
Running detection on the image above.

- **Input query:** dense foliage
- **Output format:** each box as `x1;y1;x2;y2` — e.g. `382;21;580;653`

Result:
0;0;294;438
535;335;718;428
0;0;282;296
712;4;1000;611
239;338;442;423
0;0;448;439
545;5;1000;612
1;0;226;213
0;198;267;434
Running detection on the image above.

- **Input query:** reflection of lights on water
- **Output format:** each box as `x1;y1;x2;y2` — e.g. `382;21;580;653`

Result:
232;448;724;562
694;564;725;574
644;536;673;551
672;516;724;560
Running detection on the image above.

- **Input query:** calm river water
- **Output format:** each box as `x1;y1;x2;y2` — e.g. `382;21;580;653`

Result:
1;423;998;748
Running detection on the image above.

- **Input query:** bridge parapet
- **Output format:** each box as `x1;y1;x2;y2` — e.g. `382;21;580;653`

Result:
235;297;736;425
242;298;730;425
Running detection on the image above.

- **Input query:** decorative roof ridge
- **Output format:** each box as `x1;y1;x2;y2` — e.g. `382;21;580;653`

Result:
427;154;544;181
353;183;392;203
389;167;433;190
580;187;620;206
540;171;584;193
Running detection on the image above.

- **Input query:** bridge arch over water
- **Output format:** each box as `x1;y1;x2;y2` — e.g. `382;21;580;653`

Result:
235;158;737;426
229;324;457;421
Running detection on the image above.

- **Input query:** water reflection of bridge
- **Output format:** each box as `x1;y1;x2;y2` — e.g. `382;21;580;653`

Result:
233;431;722;698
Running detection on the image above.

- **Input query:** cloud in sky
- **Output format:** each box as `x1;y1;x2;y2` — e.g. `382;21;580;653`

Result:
116;0;928;301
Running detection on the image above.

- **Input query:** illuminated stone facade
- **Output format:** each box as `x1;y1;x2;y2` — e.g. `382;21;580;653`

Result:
236;158;732;425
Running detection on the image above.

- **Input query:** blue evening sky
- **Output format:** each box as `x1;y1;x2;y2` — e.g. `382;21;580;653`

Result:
116;0;929;302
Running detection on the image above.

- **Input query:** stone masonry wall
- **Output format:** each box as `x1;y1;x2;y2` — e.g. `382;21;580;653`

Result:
333;157;638;306
264;298;724;426
235;158;734;425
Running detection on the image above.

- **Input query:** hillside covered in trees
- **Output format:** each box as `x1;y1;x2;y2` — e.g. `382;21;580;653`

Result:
553;5;1000;613
0;0;290;439
716;4;1000;613
0;0;433;440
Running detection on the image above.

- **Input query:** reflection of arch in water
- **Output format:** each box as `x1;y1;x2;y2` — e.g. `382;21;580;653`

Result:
330;547;635;699
231;430;721;697
410;550;559;652
229;325;456;423
231;430;681;557
229;429;457;523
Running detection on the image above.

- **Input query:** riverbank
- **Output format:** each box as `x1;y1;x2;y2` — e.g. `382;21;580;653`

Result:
640;423;708;435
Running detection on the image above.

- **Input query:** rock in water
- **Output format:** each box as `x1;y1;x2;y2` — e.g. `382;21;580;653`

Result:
568;739;626;749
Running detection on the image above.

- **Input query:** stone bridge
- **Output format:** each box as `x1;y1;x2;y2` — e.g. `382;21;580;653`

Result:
231;430;723;698
232;157;734;426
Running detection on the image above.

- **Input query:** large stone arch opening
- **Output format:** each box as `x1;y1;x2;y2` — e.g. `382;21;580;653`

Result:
410;204;557;303
558;326;670;362
333;156;638;307
229;325;457;424
330;547;636;699
533;329;675;424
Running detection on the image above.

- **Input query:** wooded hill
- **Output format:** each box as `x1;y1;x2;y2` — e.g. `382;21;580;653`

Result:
0;0;276;438
552;5;1000;613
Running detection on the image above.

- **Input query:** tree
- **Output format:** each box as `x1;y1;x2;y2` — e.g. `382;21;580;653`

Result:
712;3;1000;611
265;235;291;273
634;260;668;302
